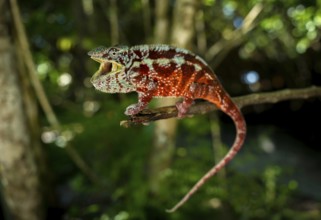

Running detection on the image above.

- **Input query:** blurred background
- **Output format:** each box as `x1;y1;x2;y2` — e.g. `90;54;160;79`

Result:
0;0;321;219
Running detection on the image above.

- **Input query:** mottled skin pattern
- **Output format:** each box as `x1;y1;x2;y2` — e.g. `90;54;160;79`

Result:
89;44;246;212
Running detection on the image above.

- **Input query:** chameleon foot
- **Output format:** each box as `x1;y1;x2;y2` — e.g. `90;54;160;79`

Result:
125;103;146;115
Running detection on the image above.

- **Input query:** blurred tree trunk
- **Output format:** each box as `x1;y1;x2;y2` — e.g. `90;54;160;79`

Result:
170;0;197;48
141;0;151;40
153;0;169;44
148;0;198;195
109;0;119;45
0;0;44;219
148;0;171;195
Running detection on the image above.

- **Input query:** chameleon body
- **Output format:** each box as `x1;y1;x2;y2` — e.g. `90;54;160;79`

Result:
89;44;246;212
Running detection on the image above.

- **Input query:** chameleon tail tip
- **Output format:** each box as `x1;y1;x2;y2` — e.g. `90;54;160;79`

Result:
165;204;181;213
165;208;176;213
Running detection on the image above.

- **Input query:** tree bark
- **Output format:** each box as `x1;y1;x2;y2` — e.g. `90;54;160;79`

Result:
0;0;44;219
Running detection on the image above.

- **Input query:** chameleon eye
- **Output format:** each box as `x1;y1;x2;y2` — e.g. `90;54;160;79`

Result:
107;47;121;59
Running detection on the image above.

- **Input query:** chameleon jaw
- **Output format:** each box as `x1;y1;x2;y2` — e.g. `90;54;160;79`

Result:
90;58;135;93
90;57;124;79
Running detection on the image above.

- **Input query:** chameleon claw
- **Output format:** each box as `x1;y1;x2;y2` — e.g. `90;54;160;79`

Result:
175;98;194;118
124;104;140;116
175;102;187;118
125;103;147;116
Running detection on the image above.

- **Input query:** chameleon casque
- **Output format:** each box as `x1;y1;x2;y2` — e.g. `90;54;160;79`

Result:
88;44;246;212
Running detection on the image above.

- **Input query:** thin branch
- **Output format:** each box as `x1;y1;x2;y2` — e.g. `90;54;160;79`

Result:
120;86;321;127
10;0;100;185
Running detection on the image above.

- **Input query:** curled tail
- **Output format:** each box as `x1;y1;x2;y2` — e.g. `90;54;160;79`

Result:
167;84;246;213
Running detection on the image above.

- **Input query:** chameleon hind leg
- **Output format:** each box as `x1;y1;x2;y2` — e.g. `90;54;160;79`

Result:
175;98;194;117
175;82;198;117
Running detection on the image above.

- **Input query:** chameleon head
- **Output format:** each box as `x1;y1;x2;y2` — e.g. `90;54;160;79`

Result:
88;46;135;93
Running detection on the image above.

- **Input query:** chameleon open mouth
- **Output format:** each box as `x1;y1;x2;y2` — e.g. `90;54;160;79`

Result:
98;61;122;76
91;57;123;76
90;58;124;87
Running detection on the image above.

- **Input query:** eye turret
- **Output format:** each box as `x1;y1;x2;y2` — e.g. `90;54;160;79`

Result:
107;47;122;59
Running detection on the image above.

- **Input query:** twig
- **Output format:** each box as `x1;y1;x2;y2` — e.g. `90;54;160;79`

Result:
120;86;321;127
10;0;100;185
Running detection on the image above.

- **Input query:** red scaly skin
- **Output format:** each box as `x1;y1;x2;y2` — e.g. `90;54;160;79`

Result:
89;44;246;212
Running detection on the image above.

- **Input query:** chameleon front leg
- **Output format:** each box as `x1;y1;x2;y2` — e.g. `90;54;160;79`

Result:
125;91;153;115
124;79;158;116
